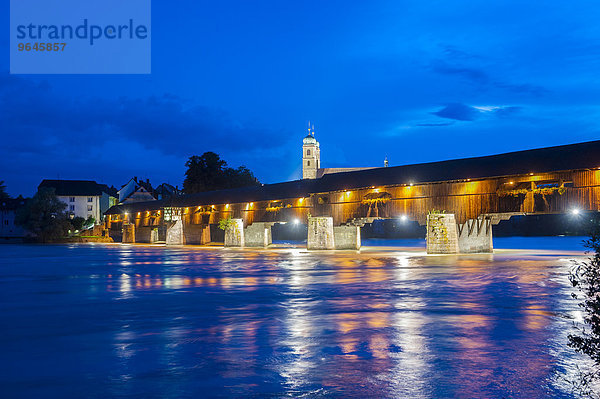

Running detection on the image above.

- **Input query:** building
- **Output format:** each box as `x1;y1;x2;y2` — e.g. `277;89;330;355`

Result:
302;125;377;179
38;180;118;223
154;183;179;200
118;177;157;204
0;197;27;239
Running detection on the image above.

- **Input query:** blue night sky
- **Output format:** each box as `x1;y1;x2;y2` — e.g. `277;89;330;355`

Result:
2;0;600;197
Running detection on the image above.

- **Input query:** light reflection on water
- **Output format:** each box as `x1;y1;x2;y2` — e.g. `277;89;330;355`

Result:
0;238;592;398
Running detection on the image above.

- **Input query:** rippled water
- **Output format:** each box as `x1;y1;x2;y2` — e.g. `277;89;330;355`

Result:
0;238;593;398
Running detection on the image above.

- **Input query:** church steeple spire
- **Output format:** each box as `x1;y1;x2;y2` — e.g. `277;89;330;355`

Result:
302;121;320;179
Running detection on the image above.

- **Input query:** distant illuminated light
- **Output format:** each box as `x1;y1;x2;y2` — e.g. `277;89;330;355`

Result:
571;208;581;215
509;181;514;185
293;218;300;225
400;215;408;222
225;204;229;209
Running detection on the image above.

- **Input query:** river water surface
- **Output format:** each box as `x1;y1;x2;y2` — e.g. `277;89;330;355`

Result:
0;238;593;398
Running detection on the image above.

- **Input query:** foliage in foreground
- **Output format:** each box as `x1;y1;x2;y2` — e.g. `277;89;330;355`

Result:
569;226;600;397
218;217;234;231
15;187;73;242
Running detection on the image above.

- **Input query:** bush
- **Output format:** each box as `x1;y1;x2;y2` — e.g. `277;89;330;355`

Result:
569;226;600;396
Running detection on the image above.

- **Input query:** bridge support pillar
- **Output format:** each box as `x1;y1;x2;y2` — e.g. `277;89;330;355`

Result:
307;217;335;250
334;225;361;250
183;224;211;245
457;217;493;253
245;222;272;247
122;223;135;243
166;218;184;245
224;219;245;247
426;213;459;254
150;228;159;243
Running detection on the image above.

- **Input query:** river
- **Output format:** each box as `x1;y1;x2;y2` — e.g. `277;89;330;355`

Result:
0;237;594;398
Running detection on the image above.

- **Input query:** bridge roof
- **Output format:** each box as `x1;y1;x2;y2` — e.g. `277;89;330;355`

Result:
105;139;600;214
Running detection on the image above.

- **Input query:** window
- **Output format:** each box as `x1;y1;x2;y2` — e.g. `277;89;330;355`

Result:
69;197;75;202
307;160;310;166
87;197;93;202
69;205;75;211
87;205;93;211
307;149;311;156
4;220;8;225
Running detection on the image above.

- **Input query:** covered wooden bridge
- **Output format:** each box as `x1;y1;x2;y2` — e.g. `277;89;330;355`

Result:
104;140;600;253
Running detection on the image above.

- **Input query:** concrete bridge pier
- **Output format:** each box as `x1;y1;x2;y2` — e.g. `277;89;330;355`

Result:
122;223;136;243
426;213;460;254
134;226;157;243
166;218;184;245
224;219;245;247
183;224;211;245
150;228;159;243
427;213;494;254
307;217;335;250
244;222;273;247
457;217;493;253
333;225;361;250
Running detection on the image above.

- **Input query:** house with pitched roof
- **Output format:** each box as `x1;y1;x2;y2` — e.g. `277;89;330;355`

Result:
38;180;118;223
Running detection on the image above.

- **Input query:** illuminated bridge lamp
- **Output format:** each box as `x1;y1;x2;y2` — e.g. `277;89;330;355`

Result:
225;204;229;209
298;198;304;204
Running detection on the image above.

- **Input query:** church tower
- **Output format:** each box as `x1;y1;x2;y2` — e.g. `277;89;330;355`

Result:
302;123;320;179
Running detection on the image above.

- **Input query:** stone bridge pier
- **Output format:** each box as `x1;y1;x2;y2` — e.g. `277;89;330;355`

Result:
426;213;495;254
457;217;493;253
244;222;273;247
308;217;361;250
166;218;211;245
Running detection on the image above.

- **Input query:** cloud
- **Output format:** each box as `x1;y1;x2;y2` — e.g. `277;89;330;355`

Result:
0;75;290;158
430;59;548;96
431;103;522;122
415;122;455;127
432;103;479;121
0;75;295;195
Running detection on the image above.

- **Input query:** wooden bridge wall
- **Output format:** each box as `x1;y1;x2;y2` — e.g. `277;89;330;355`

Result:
106;169;600;230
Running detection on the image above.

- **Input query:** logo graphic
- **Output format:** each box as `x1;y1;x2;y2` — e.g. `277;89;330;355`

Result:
10;0;151;74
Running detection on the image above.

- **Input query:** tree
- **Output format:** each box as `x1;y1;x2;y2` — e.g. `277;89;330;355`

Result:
183;152;260;194
71;216;86;231
0;180;10;200
15;187;72;242
569;226;600;397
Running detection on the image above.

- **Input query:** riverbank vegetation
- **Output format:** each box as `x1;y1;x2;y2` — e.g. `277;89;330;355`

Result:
569;227;600;397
